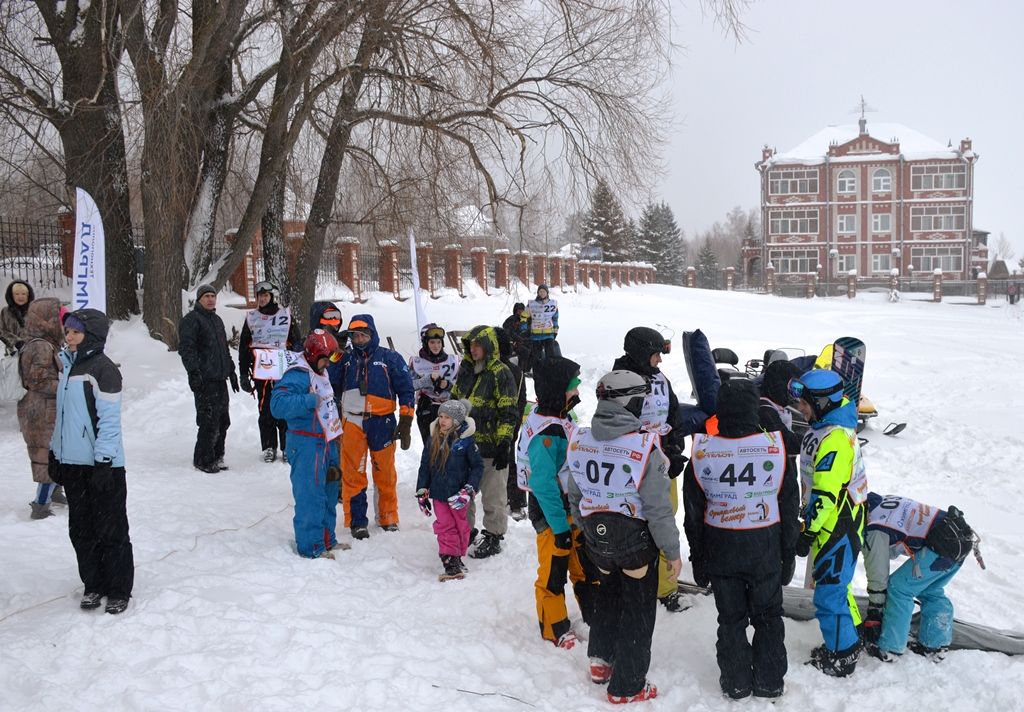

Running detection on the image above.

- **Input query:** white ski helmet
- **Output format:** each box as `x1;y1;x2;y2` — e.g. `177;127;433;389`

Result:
595;369;651;417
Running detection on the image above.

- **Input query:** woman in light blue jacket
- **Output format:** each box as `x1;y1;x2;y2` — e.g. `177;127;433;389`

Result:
50;308;134;615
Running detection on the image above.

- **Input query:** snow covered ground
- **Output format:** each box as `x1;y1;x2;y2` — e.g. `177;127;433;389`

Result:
1;283;1022;711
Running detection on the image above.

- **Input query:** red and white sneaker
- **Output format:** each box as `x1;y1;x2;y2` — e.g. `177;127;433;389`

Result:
589;658;613;684
608;682;657;704
555;630;578;650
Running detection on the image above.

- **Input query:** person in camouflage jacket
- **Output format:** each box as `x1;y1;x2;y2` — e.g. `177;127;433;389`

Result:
451;325;518;558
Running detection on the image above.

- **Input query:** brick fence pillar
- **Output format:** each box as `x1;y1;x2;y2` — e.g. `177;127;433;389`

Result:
516;251;531;285
686;266;696;288
379;241;400;299
494;250;510;290
932;269;943;302
601;264;611;288
565;257;577;290
549;256;562;289
726;266;736;291
58;208;75;279
417;242;434;297
888;269;899;299
805;273;816;298
533;254;547;287
471;247;488;294
337;238;362;302
977;272;988;305
846;272;857;299
444;244;462;294
578;260;590;288
765;264;775;294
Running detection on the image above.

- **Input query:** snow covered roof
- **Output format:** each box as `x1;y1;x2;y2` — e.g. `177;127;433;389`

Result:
769;122;961;166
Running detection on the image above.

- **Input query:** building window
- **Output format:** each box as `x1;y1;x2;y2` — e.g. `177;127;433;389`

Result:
769;169;819;195
910;205;965;231
910;246;963;272
769;209;819;234
872;168;892;193
770;249;818;274
911;164;966;190
871;253;892;272
872;213;892;233
837;254;857;274
837;169;857;194
837;214;857;234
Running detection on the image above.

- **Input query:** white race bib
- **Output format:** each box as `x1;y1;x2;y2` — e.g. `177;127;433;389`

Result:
567;428;656;520
692;431;786;530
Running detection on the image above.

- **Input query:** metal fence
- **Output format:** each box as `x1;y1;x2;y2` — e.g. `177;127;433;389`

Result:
0;216;69;289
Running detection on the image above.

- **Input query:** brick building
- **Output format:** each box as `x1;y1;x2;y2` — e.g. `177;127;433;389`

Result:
751;118;983;285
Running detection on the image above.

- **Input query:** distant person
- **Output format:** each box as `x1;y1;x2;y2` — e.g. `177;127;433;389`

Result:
415;399;483;580
238;280;302;463
178;284;239;473
16;298;65;519
1;279;34;353
501;302;531;370
50;308;134;615
408;323;458;445
495;326;528;521
308;301;346;395
527;285;560;366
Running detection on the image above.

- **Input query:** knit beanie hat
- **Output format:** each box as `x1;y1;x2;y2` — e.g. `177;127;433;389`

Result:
63;313;86;333
196;284;216;299
438;399;469;427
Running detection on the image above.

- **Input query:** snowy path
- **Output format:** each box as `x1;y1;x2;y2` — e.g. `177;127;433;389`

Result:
1;285;1022;710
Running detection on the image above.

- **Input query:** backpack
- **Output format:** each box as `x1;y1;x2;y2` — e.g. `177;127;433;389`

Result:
925;506;975;563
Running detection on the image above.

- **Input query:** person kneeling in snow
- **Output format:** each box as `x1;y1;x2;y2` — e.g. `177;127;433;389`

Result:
415;399;483;580
863;493;978;663
521;357;599;649
683;380;800;700
567;370;680;704
271;330;345;559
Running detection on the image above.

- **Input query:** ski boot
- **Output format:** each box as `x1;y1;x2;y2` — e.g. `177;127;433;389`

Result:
807;642;860;677
608;682;657;704
262;448;276;463
470;531;503;559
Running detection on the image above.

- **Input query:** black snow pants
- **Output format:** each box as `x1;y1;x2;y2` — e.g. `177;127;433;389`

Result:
506;416;527;511
256;379;286;452
416;395;440;447
62;465;134;599
586;551;659;698
193;379;230;467
709;568;787;696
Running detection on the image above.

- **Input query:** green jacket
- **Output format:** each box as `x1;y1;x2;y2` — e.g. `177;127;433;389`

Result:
452;325;518;458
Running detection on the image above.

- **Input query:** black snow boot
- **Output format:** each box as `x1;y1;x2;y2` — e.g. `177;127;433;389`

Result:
351;526;370;540
808;641;860;677
469;531;503;559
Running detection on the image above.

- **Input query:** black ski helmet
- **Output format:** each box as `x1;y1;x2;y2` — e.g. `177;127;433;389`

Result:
623;327;670;365
420;323;445;345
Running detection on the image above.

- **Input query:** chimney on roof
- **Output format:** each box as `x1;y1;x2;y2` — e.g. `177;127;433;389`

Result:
960;137;972;152
761;144;774;161
859;117;867;135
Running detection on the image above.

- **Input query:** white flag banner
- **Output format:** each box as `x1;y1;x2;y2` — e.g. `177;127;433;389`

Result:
72;187;106;312
408;228;429;332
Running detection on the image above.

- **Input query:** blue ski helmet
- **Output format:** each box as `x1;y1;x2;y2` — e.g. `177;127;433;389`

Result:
788;369;845;420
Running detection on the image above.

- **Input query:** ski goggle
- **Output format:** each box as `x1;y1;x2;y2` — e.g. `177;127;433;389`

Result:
423;327;445;341
328;351;343;363
254;281;276;294
786;378;806;402
660;341;671;355
319;311;342;327
598;380;652;400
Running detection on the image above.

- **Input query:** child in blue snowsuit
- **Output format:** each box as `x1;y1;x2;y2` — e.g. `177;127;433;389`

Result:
863;492;976;661
271;330;344;559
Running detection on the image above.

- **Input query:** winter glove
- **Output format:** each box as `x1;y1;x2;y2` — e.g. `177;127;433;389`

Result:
326;465;341;482
795;529;816;558
780;552;796;586
415;488;432;516
692;558;710;589
229;371;240;393
553;530;572;551
862;604;884;643
492;443;510;471
240;374;254;394
395;414;414;451
91;460;114;492
48;450;63;485
188;372;203;393
447;486;474;511
668;453;688;479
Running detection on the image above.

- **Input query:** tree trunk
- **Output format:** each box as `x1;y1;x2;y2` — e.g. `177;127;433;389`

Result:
261;175;289;305
185;98;233;286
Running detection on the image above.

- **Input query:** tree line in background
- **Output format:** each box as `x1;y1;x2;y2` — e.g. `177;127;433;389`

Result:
572;179;759;288
1;1;746;347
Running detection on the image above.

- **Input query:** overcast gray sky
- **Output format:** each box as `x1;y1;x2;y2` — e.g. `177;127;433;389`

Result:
659;0;1024;263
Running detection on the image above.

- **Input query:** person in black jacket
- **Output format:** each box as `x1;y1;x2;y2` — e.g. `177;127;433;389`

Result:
683;379;800;700
238;280;302;463
495;326;529;521
178;284;239;473
758;359;803;456
501;302;531;373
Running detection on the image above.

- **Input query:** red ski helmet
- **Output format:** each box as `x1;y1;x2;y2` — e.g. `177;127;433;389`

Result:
304;329;339;372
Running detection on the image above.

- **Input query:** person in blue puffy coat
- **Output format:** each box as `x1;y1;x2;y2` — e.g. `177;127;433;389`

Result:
271;330;345;559
49;308;134;615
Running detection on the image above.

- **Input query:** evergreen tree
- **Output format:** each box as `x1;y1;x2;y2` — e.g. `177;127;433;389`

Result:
696;236;720;289
621;217;639;261
637;201;685;284
579;179;627;260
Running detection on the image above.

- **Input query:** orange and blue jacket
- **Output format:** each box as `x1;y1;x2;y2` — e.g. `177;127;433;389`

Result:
337;314;415;419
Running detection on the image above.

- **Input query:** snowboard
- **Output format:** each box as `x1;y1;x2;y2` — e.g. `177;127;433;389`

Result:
830;337;866;406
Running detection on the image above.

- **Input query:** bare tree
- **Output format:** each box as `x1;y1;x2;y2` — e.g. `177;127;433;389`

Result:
992;232;1015;263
